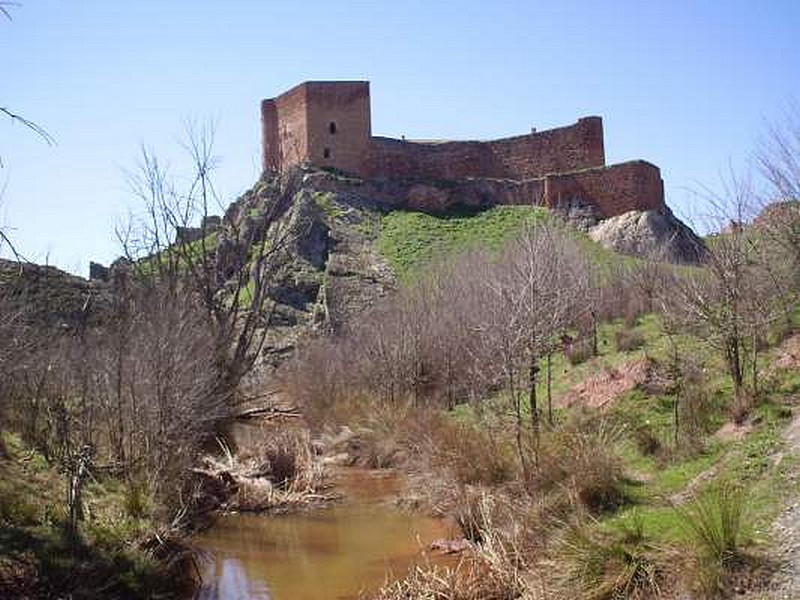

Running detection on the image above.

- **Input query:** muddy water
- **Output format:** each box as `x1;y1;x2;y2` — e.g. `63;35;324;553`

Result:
193;470;453;600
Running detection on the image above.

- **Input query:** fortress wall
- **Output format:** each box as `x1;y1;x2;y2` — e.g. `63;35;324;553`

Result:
305;82;371;175
261;84;309;173
260;100;280;172
543;161;664;218
362;117;605;181
364;137;491;180
487;116;605;179
261;82;662;220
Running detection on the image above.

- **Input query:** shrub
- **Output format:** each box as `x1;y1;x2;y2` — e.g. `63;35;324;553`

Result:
676;482;747;598
123;483;150;519
428;417;516;486
0;494;39;526
677;363;716;441
634;424;662;456
371;559;524;600
565;337;595;366
536;421;627;514
615;329;645;352
551;514;661;600
374;494;528;600
730;394;753;426
677;482;746;566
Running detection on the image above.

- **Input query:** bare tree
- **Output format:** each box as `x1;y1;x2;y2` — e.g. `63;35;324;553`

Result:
670;174;780;417
119;122;298;413
754;106;800;312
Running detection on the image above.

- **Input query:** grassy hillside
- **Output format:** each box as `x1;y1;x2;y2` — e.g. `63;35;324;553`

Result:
377;205;549;279
377;204;640;281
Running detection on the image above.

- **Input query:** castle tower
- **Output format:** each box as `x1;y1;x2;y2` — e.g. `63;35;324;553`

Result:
261;81;371;174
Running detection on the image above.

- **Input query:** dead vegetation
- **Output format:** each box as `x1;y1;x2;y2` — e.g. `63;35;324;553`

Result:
198;426;332;513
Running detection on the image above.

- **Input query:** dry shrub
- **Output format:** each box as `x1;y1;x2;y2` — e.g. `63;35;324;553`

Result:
450;487;490;543
729;393;753;426
565;338;594;366
345;401;414;468
425;416;516;486
371;494;529;600
678;363;716;441
633;424;661;456
209;427;328;512
623;305;641;329
369;559;522;600
535;421;626;514
615;328;645;353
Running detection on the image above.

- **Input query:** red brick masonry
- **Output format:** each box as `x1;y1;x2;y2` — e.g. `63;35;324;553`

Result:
261;81;664;217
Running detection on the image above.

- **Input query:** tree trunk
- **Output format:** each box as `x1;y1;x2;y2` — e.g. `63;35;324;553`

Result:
751;331;759;399
528;356;539;432
509;370;528;480
546;352;553;426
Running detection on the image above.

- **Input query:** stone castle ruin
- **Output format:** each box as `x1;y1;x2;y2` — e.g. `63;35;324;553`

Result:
261;81;665;218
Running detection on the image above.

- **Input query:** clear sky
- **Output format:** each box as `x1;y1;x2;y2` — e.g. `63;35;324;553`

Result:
2;0;799;275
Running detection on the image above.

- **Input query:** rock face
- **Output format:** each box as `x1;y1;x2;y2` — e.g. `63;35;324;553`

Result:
588;206;705;264
223;171;396;372
0;259;111;331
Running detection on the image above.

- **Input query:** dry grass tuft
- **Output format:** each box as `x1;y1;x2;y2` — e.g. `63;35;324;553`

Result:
423;415;517;486
370;494;531;600
676;482;747;597
534;421;627;514
548;513;662;600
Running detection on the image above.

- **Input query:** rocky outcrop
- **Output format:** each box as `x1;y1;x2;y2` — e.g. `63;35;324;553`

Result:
225;172;396;372
0;259;111;331
588;206;705;264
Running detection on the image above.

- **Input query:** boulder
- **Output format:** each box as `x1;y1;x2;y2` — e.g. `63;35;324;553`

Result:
589;206;705;264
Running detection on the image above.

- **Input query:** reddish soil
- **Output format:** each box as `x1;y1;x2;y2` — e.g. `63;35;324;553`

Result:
776;334;800;370
559;358;651;410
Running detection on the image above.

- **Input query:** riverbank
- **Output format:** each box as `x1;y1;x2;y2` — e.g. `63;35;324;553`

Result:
0;431;192;600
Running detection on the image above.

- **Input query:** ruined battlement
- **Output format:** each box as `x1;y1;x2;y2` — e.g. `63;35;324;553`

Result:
260;81;664;217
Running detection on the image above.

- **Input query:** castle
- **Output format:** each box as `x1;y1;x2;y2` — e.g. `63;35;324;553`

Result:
261;81;664;218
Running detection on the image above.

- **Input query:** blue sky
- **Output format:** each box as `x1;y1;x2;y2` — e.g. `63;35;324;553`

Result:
2;0;799;274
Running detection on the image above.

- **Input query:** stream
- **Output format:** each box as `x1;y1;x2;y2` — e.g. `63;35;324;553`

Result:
193;469;454;600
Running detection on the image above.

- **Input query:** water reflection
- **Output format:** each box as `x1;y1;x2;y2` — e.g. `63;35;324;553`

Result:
195;558;271;600
194;471;452;600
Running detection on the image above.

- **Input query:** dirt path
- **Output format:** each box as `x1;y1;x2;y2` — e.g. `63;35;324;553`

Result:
745;405;800;599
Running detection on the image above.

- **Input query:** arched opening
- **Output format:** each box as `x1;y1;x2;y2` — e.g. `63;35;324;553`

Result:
329;122;337;134
323;148;331;159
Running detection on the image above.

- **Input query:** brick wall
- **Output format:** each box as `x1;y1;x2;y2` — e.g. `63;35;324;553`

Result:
263;82;606;181
261;82;663;219
543;161;664;218
305;82;371;174
487;117;605;179
262;81;370;174
261;84;309;172
360;117;604;180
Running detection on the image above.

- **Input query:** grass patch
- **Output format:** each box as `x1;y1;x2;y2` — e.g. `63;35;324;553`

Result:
377;205;548;279
311;191;344;219
0;433;179;599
